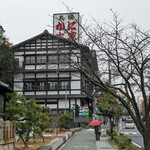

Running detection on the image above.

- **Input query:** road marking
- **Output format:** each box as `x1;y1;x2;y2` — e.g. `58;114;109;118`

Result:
132;141;142;148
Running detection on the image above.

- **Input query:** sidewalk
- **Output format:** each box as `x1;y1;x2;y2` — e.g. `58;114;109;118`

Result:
96;128;117;150
60;125;117;150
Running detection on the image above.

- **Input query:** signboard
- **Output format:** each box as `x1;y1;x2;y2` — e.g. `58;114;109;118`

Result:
79;106;89;116
53;12;81;43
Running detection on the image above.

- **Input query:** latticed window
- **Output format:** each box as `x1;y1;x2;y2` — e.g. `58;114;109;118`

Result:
49;81;58;89
59;55;69;62
25;56;35;63
60;81;69;89
25;82;32;90
37;56;46;63
48;55;58;63
38;82;45;90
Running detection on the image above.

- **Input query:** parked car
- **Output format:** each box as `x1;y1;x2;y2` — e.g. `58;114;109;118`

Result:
125;119;134;129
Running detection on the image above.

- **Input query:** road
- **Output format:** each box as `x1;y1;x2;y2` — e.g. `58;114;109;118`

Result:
120;121;144;148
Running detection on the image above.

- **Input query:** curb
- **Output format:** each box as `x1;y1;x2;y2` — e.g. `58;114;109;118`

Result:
37;128;81;150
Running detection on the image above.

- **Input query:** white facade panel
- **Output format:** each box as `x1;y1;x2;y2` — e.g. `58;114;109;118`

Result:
36;91;46;95
59;91;69;95
59;64;69;69
17;92;23;95
77;99;81;106
59;72;69;77
72;50;80;53
48;50;57;54
15;56;24;62
14;73;23;81
36;51;46;54
48;73;58;77
25;92;34;95
71;90;81;94
71;81;81;89
25;73;35;78
14;52;24;55
48;91;58;95
47;104;57;109
36;73;46;78
25;65;35;70
36;65;46;70
25;51;35;54
48;64;58;69
71;72;81;80
59;99;69;108
14;83;23;91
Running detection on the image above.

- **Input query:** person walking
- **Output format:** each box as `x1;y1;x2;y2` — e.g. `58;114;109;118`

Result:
94;125;101;141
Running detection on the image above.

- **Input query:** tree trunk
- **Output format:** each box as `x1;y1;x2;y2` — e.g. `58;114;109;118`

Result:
143;132;150;150
116;117;120;135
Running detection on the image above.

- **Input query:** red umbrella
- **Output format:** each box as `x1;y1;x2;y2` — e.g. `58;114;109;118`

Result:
90;120;102;126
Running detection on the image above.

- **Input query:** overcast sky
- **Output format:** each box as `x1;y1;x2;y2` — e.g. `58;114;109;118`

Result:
1;0;150;45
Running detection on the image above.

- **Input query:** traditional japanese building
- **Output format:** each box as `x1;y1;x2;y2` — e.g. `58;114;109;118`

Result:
11;29;98;114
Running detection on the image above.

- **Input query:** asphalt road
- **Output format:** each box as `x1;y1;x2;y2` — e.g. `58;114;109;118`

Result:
120;121;144;148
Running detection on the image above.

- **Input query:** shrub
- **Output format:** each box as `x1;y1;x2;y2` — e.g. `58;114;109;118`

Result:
58;113;73;129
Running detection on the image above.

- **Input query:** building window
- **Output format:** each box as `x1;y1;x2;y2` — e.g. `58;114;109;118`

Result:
25;82;33;90
25;56;35;63
49;81;58;90
0;95;4;114
60;81;69;89
59;55;69;63
48;55;58;63
37;56;46;63
38;82;45;90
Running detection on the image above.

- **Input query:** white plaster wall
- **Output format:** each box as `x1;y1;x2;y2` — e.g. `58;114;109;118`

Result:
14;52;24;55
72;49;80;53
59;64;69;69
36;73;46;78
25;73;35;78
15;56;24;62
48;91;58;95
14;82;23;91
17;92;23;95
59;99;69;108
25;51;35;54
25;92;34;95
36;65;46;70
48;73;58;77
48;64;58;69
71;91;81;94
76;99;81;106
36;91;46;95
71;81;80;89
71;72;81;80
47;104;57;109
59;72;69;77
59;91;69;95
25;65;35;70
14;73;23;81
36;51;46;54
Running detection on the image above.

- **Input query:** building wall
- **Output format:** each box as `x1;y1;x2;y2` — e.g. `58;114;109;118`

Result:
12;30;93;113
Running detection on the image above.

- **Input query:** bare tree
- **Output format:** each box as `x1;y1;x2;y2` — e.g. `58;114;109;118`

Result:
68;11;150;149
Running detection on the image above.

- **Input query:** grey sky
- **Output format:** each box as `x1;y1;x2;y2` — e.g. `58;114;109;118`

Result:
1;0;150;45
